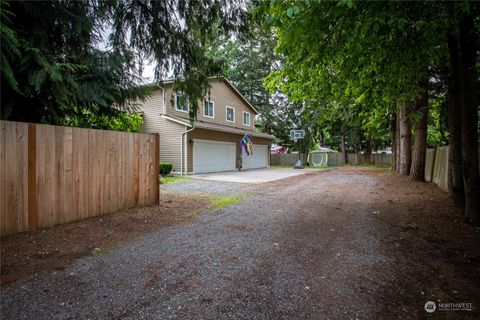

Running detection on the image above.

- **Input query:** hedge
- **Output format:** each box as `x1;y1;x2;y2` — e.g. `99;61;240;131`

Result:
159;162;173;175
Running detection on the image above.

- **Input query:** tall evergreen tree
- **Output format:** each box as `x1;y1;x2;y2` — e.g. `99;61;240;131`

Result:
0;0;247;124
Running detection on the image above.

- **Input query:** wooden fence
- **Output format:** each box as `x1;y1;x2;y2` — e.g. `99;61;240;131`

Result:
1;121;159;236
324;153;392;166
270;153;305;166
271;152;392;166
271;146;478;193
425;145;480;192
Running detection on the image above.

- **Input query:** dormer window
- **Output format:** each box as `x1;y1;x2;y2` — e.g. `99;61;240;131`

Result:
204;100;214;118
226;106;235;122
243;111;250;126
175;93;189;112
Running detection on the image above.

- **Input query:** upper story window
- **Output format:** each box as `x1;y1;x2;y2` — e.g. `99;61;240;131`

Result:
204;100;214;118
243;111;251;126
226;106;235;122
175;93;189;112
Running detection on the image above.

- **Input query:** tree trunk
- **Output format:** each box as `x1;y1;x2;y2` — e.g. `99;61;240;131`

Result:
399;102;412;176
395;106;401;173
341;135;348;164
410;85;429;181
447;31;465;207
365;140;372;164
354;143;360;164
391;113;397;170
458;12;480;224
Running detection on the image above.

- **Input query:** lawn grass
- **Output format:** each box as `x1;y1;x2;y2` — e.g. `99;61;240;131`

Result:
161;176;192;184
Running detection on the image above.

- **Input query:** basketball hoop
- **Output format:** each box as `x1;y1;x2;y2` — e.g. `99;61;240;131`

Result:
290;130;305;142
290;129;305;166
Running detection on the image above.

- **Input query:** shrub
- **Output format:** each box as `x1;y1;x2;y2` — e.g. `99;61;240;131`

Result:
159;162;173;175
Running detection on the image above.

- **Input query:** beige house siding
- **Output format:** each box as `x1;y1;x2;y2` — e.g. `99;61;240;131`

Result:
138;78;272;174
165;79;256;130
186;128;270;173
139;88;184;172
157;117;184;172
140;88;164;133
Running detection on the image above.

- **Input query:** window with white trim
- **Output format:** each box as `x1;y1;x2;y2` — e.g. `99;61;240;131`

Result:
243;111;250;126
226;106;235;122
204;100;214;118
175;94;189;112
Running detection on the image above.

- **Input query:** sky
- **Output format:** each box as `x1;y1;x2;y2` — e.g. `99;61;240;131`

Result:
140;61;156;84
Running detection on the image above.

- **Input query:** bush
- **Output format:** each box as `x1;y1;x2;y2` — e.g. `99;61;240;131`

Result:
159;162;173;175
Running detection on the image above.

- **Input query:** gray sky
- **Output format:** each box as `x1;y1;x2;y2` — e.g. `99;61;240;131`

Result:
140;60;156;83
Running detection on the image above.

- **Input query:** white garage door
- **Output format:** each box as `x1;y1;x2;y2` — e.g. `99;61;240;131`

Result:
242;144;268;169
193;139;236;173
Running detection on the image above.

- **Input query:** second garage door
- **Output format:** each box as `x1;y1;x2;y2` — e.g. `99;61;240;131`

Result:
242;144;268;170
193;139;236;173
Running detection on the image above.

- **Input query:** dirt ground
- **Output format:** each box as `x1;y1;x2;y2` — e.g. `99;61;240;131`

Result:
1;192;209;287
229;167;480;319
1;167;479;319
350;168;480;318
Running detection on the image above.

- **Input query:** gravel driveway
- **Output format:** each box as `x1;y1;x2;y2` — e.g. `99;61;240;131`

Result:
2;168;479;319
161;179;251;196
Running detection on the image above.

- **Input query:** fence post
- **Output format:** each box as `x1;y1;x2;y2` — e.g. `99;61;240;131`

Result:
27;123;38;231
154;133;160;205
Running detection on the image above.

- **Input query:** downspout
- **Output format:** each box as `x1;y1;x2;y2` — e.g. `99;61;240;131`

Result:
181;126;195;175
180;128;184;175
162;85;166;114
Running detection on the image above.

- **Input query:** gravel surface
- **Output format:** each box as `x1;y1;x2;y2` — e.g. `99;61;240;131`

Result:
161;179;251;196
2;168;479;319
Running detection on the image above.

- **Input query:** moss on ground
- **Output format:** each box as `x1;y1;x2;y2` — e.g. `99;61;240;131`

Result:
209;195;245;209
161;176;192;184
91;245;118;257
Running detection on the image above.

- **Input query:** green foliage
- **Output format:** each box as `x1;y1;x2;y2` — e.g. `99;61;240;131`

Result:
0;1;20;91
255;1;464;153
208;24;319;152
1;1;152;124
60;107;143;132
159;162;173;176
108;0;248;122
1;1;247;125
427;95;449;148
208;27;279;132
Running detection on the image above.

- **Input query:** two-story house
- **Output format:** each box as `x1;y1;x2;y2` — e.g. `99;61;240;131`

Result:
139;77;274;174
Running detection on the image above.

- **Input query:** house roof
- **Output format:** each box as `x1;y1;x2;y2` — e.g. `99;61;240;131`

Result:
161;114;275;140
155;76;259;115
